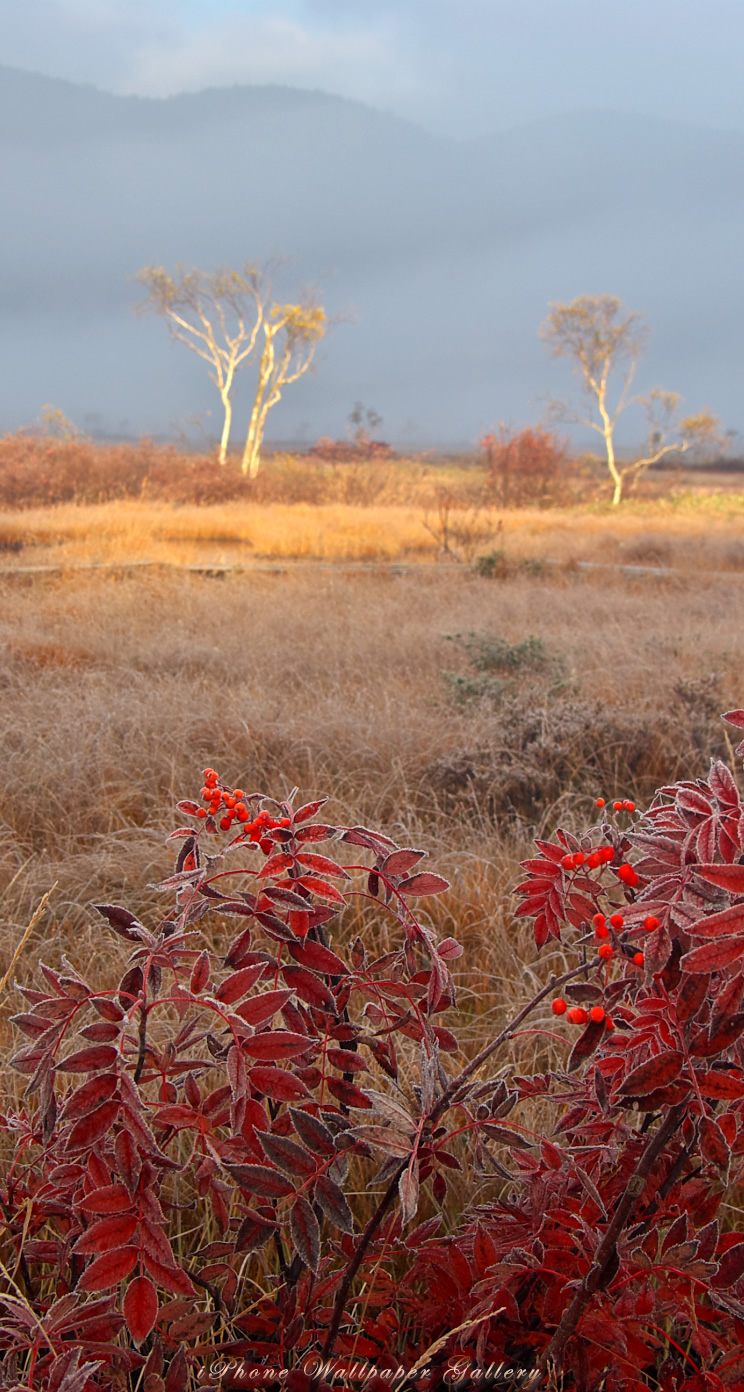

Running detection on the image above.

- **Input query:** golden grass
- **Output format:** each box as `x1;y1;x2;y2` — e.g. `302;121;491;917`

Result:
0;559;741;1099
1;490;744;570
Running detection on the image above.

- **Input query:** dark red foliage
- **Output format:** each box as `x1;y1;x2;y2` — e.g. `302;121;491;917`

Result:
3;730;744;1389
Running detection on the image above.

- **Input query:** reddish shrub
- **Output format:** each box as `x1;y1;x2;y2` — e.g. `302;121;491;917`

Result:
3;718;744;1387
480;426;566;506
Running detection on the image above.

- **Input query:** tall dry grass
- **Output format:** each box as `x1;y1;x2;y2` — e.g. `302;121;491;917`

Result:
2;494;744;570
0;563;740;1122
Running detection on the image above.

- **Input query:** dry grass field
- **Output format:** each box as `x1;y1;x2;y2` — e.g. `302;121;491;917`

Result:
1;548;742;1120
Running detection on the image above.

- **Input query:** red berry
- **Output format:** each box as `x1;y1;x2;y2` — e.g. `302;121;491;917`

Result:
601;847;615;863
233;788;244;800
219;816;231;831
595;924;610;940
196;808;207;819
644;916;660;930
609;913;624;929
595;797;606;808
617;864;639;886
613;801;623;811
633;952;644;966
561;854;575;869
598;944;613;960
605;1016;615;1030
623;800;636;812
587;851;602;869
567;1007;588;1025
573;852;585;866
552;998;567;1015
592;913;606;928
589;1006;605;1023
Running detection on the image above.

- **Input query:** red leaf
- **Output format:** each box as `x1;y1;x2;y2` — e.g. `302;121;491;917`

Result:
314;1173;354;1234
164;1346;190;1392
326;1077;372;1109
77;1245;138;1291
293;799;328;823
700;1116;730;1174
690;905;744;938
723;710;744;729
67;1099;120;1151
295;852;350;879
58;1045;118;1073
235;1212;278;1252
397;873;450;897
94;904;149;942
295;823;335;843
256;1130;317;1178
141;1252;196;1297
74;1213;138;1254
682;937;744;973
290;1196;321;1271
91;997;124;1022
227;1164;296;1198
566;1019;605;1073
215;964;266;1003
77;1184;132;1215
437;937;463;960
282;965;336;1010
233;990;294;1026
326;1047;367;1073
675;973;710;1024
713;1240;744;1288
124;1275;159;1346
176;800;201;816
696;1070;744;1100
288;940;348;975
696;864;744;893
349;1125;413;1157
382;849;426;877
190;951;210;994
295;875;346;905
116;1128;140;1195
289;1107;336;1155
692;1011;744;1057
242;1031;312;1061
618;1050;684;1097
248;1066;311;1102
62;1074;118;1121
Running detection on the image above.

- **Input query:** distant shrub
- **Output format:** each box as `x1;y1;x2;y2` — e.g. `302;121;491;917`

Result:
480;426;566;506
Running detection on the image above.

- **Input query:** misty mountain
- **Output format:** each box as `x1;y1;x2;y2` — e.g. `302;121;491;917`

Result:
1;66;742;445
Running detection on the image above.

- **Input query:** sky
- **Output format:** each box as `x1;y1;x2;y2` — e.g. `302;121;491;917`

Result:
4;0;744;139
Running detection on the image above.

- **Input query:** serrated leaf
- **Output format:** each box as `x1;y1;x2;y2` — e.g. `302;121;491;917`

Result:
226;1164;295;1198
242;1031;311;1061
618;1050;684;1097
256;1130;317;1178
58;1045;118;1073
290;1196;320;1272
77;1245;138;1292
314;1173;354;1234
397;873;450;897
398;1161;420;1226
124;1275;158;1346
682;937;744;973
696;864;744;893
289;1108;336;1154
349;1125;413;1157
62;1074;118;1121
249;1066;311;1102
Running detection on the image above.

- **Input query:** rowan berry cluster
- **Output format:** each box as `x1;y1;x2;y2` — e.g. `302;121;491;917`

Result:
198;769;291;849
594;797;636;812
551;905;659;1022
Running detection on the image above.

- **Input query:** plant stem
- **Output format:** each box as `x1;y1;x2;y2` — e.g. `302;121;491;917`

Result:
321;1162;406;1360
533;1100;687;1377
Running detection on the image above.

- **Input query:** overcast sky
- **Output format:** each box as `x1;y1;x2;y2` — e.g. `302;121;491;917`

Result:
4;0;744;137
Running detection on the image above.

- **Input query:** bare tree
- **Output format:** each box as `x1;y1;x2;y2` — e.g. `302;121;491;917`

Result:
241;301;326;477
134;264;264;465
539;294;718;504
